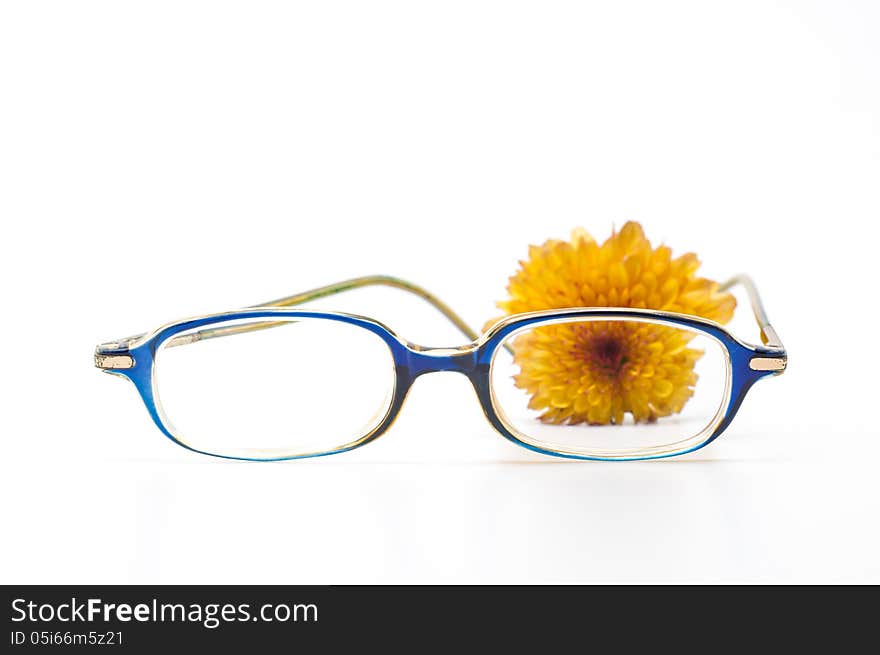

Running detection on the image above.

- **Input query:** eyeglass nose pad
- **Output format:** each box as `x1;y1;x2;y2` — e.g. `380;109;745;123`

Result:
362;383;397;430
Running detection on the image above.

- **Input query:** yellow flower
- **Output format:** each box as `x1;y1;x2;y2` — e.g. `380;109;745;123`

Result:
496;222;735;425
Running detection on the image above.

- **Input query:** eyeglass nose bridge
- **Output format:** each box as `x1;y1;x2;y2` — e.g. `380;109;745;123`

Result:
405;344;480;378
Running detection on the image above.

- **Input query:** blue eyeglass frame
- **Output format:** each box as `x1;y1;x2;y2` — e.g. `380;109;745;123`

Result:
95;274;786;462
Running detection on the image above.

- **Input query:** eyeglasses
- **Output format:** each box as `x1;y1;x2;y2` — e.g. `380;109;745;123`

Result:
95;274;786;461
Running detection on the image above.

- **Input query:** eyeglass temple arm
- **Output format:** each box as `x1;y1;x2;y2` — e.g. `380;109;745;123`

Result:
97;274;779;364
160;275;480;348
718;274;784;350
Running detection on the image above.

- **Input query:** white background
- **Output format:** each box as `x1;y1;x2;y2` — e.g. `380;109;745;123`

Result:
1;1;878;583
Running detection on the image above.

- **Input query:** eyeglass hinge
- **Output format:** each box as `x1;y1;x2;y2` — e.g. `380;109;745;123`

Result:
94;334;143;370
749;356;786;372
95;352;135;370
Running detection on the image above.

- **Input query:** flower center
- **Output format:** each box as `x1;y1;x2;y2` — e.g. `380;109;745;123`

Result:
584;333;627;379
